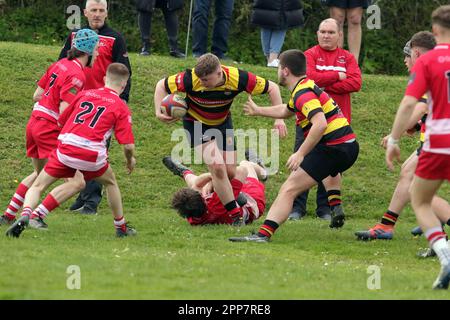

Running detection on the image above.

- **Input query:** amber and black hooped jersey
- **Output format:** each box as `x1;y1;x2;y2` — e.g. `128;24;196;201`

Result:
418;95;428;143
164;66;269;125
287;78;356;145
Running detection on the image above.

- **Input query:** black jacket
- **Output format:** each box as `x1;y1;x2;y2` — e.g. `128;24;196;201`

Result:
251;0;304;30
135;0;183;12
58;24;132;102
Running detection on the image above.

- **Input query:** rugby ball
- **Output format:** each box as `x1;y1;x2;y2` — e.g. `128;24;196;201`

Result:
160;94;188;118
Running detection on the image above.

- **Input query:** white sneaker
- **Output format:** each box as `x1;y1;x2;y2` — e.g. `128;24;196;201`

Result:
267;59;279;68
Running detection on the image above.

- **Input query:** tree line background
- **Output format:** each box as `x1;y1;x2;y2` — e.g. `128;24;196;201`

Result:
0;0;447;74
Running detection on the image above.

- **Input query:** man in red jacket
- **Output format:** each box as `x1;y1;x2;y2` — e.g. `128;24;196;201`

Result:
289;18;361;221
305;18;361;122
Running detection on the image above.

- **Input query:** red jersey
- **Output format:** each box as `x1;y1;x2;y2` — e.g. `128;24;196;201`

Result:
33;58;85;123
56;87;134;171
187;178;265;225
405;44;450;155
304;45;362;122
59;24;132;102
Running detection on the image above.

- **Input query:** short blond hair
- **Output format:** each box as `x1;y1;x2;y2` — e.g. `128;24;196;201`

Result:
106;63;129;86
194;53;221;78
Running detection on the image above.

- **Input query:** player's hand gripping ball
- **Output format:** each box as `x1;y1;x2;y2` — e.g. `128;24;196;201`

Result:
160;94;188;119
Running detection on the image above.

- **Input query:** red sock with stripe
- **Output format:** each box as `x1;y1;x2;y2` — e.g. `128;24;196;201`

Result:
257;219;279;239
425;226;450;266
225;200;241;222
4;183;29;220
31;194;60;219
380;210;399;226
114;216;127;232
20;207;33;218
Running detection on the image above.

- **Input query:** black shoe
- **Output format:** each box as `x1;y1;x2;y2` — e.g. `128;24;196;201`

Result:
417;247;436;258
170;50;186;59
79;205;97;215
329;205;345;229
5;216;29;238
316;207;332;221
411;226;423;236
116;223;137;238
28;216;48;230
0;214;15;226
69;199;85;212
162;156;192;177
288;211;306;221
245;149;268;181
229;233;269;243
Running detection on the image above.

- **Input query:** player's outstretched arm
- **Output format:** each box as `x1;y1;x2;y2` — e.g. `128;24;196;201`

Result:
154;79;176;123
386;95;418;171
243;96;293;119
266;80;288;138
123;143;136;174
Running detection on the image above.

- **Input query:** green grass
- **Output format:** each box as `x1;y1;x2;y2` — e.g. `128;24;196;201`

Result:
0;41;449;300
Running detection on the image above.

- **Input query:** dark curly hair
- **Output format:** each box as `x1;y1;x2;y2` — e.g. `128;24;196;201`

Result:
172;188;206;219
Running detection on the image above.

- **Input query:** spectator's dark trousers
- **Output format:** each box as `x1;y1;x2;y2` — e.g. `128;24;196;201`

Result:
192;0;234;58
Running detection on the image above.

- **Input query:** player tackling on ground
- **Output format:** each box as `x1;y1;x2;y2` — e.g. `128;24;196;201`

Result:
6;63;137;238
154;53;284;225
163;152;267;225
386;5;450;289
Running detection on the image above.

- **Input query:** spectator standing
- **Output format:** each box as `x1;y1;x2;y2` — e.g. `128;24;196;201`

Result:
192;0;234;59
251;0;304;67
136;0;186;58
59;0;132;215
322;0;371;63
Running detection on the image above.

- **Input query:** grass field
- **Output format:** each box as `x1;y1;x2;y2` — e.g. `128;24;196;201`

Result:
0;41;449;300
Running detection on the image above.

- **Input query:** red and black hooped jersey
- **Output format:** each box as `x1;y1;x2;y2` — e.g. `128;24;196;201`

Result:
165;66;269;125
287;77;356;145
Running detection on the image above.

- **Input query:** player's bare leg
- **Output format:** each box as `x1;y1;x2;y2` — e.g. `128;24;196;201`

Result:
1;158;47;225
5;169;58;237
266;169;316;224
95;166;136;237
346;7;363;61
330;7;346;48
238;160;264;180
28;171;86;230
410;176;450;289
432;196;450;226
230;168;317;243
198;141;241;223
356;152;418;240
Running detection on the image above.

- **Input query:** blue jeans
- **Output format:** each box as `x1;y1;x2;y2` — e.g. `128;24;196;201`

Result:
192;0;234;58
260;28;287;57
